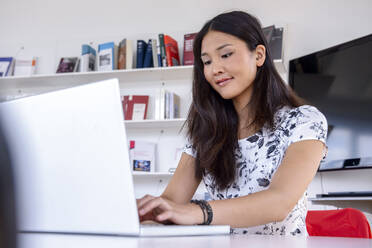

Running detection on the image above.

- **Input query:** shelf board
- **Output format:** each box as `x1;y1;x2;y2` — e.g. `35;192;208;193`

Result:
0;60;286;93
0;65;194;93
125;118;186;129
132;171;174;177
309;197;372;214
309;197;372;201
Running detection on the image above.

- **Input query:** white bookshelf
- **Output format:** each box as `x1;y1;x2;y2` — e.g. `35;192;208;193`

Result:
132;171;174;177
0;61;286;177
125;118;186;129
309;197;372;214
0;60;286;97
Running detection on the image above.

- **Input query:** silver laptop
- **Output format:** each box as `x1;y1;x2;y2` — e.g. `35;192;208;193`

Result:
0;79;230;237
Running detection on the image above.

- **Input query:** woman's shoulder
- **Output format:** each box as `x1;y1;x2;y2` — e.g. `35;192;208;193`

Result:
274;104;326;126
272;104;328;145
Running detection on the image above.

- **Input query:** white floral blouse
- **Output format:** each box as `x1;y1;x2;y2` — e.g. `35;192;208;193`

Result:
183;105;328;236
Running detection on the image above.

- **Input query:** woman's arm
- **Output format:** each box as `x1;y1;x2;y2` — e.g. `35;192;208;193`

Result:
209;139;325;227
137;152;204;224
161;153;201;203
138;139;325;227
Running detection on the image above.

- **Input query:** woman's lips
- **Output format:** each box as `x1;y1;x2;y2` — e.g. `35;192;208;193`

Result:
216;77;233;86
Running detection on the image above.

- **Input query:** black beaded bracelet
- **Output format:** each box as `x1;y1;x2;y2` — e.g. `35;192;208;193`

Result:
190;199;213;225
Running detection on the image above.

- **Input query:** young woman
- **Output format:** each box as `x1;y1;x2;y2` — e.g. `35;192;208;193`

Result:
137;11;327;236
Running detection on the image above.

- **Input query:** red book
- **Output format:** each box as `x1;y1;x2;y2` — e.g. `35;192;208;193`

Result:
121;95;149;120
183;33;197;65
164;35;180;66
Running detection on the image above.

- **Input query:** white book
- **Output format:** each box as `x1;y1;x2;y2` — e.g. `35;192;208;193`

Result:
159;89;166;120
13;57;37;76
155;89;168;120
165;91;170;119
129;140;156;172
169;92;180;119
126;40;134;69
151;39;158;67
80;53;96;72
98;42;118;71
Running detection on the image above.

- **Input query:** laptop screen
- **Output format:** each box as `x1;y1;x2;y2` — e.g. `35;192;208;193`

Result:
0;79;140;236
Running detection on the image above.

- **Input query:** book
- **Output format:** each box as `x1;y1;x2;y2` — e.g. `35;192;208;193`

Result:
80;44;96;72
157;45;162;67
13;57;37;76
129;140;156;172
97;42;118;71
121;95;149;120
262;25;275;45
158;34;167;67
155;89;180;119
165;91;170;119
169;92;180;119
183;33;197;65
0;57;15;77
126;40;134;69
151;39;159;67
164;34;180;66
118;39;127;70
269;27;283;60
157;89;166;120
56;57;79;73
164;91;180;119
136;40;147;69
143;39;153;68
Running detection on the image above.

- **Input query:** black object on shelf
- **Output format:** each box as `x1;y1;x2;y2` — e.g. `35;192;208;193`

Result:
316;191;372;198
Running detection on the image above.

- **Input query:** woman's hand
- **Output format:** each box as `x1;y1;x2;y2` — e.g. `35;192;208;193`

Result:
136;194;203;225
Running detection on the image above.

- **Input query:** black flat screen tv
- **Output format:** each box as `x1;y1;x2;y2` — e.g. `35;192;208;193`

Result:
289;33;372;171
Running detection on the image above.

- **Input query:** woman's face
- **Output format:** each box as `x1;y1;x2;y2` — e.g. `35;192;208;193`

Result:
201;30;265;106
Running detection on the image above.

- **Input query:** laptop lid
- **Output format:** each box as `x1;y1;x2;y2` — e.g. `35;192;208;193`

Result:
0;79;140;236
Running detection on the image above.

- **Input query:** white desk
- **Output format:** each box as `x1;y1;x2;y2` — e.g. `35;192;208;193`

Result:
19;233;372;248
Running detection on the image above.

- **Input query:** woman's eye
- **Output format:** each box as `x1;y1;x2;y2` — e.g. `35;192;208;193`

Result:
222;52;233;58
203;60;211;65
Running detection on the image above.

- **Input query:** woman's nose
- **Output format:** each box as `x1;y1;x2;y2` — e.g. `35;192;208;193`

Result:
212;61;224;75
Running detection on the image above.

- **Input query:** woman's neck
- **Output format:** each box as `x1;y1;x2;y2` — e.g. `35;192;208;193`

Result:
235;103;257;139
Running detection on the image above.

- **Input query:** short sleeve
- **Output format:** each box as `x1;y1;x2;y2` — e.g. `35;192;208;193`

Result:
183;142;197;158
284;105;328;147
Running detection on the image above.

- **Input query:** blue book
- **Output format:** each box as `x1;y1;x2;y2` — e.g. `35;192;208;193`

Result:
81;44;96;72
0;57;14;76
157;45;162;67
136;40;147;69
82;44;96;56
143;39;153;68
98;42;117;71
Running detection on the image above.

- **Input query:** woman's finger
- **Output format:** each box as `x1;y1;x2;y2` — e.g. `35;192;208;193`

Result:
137;194;156;209
139;197;171;216
156;210;174;222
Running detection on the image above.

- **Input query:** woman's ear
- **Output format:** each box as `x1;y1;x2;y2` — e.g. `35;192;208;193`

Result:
255;45;266;67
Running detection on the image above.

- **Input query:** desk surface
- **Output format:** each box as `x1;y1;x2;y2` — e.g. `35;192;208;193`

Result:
19;233;372;248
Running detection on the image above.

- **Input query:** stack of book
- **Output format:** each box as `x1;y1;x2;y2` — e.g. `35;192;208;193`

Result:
154;89;180;120
135;32;198;69
262;25;283;60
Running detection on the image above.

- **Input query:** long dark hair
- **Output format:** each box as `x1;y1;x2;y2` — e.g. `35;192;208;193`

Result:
186;11;303;190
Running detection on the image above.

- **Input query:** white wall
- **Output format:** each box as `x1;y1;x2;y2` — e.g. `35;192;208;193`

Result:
1;0;372;73
1;0;372;218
